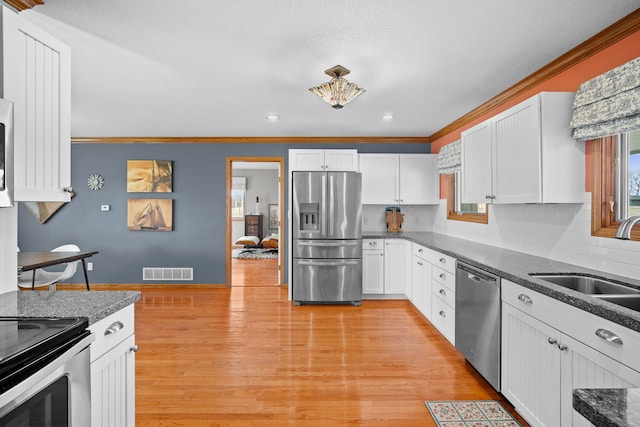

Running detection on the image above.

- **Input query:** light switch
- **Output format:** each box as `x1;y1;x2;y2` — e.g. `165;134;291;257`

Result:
101;205;110;211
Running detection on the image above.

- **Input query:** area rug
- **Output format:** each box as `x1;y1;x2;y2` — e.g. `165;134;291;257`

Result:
425;400;522;427
232;248;278;260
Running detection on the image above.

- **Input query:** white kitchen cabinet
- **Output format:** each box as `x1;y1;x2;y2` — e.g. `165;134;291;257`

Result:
90;304;137;427
1;6;72;202
289;149;358;171
502;279;640;427
461;92;584;204
431;264;456;345
362;239;384;294
384;239;410;296
411;244;432;319
359;154;439;205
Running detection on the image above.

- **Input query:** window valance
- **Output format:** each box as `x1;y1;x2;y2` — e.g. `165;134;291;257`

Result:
570;56;640;141
232;177;246;190
437;139;461;175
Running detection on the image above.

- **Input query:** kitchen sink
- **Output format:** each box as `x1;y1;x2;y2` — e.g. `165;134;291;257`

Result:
593;295;640;312
529;274;640;295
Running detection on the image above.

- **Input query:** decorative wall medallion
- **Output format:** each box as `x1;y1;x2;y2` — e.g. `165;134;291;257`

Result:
88;174;104;190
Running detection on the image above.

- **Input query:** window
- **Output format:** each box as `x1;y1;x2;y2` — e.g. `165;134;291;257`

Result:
446;172;488;224
592;129;640;240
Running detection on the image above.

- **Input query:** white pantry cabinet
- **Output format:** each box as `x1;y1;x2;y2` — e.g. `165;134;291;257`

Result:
502;280;640;427
289;149;358;171
90;304;137;427
0;6;72;202
359;154;439;205
461;92;584;204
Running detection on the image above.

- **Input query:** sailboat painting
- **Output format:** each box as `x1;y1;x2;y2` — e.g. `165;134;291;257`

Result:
127;160;173;192
128;199;173;231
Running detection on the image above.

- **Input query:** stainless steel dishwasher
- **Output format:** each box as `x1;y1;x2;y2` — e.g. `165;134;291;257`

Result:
455;261;501;391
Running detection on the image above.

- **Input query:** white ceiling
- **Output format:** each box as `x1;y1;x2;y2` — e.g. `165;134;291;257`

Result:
18;1;640;139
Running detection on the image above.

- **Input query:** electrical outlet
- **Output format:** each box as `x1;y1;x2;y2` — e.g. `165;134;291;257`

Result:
101;205;110;211
87;262;93;271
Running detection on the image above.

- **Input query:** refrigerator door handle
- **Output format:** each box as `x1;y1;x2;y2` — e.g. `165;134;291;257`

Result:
298;260;360;266
321;174;327;236
329;174;334;236
297;241;359;247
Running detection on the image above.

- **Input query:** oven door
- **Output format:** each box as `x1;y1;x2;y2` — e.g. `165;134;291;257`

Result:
0;334;93;427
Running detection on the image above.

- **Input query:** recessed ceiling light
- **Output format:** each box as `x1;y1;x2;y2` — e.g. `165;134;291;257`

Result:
382;113;394;121
266;114;279;121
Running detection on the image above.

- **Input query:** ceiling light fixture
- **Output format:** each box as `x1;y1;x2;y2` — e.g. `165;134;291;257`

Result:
266;114;280;121
309;65;365;109
382;113;394;121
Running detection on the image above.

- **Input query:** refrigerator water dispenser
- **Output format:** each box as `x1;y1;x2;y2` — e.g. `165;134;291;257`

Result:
299;203;320;231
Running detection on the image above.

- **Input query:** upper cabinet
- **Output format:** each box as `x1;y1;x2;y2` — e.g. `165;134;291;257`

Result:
1;6;72;202
461;92;585;204
359;153;439;205
289;149;358;171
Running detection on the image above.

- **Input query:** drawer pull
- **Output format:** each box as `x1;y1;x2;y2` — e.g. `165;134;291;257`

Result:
547;337;557;345
439;273;446;280
130;344;139;353
439;310;446;318
418;248;423;253
369;241;377;246
595;328;623;345
517;294;533;305
104;321;124;336
417;261;423;266
439;289;446;296
439;258;446;264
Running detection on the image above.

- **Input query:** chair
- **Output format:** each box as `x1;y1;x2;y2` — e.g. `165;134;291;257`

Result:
18;244;81;291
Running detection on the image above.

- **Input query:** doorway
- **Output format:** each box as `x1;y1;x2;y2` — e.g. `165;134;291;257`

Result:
226;157;285;287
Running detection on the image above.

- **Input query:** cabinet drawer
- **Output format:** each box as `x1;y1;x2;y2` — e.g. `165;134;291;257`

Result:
412;243;429;259
432;266;455;290
363;239;384;250
432;296;455;344
432;278;455;308
89;304;135;363
426;251;456;274
502;279;640;372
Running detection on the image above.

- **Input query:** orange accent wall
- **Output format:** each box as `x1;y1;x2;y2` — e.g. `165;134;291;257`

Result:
432;30;640;198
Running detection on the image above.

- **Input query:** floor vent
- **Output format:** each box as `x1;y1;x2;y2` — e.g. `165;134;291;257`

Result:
143;268;193;281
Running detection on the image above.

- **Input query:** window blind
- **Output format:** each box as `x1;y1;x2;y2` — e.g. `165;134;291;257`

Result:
570;56;640;141
437;139;461;174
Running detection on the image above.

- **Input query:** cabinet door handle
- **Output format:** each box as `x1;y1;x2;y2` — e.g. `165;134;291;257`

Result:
130;344;139;353
595;328;623;345
417;261;423;266
517;294;533;305
557;343;568;351
104;321;124;336
418;248;423;253
547;337;557;345
439;289;446;296
63;186;73;193
439;310;446;318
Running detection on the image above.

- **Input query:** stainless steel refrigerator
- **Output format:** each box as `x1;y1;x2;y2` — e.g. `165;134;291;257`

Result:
292;171;362;305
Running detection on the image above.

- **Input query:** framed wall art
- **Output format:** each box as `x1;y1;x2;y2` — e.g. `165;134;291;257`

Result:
127;199;173;231
127;160;173;192
269;204;279;229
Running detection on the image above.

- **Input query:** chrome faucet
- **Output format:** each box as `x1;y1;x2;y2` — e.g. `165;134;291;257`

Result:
615;215;640;240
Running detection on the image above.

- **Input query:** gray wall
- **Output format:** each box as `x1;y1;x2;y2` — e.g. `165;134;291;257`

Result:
18;143;430;284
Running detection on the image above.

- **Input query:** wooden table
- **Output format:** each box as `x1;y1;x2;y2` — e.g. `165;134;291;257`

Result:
18;251;99;290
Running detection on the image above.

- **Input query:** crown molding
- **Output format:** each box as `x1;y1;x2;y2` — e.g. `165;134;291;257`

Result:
71;136;431;144
428;8;640;142
3;0;44;11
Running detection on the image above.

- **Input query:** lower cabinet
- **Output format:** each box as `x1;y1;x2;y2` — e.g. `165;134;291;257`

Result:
502;280;640;427
362;239;384;294
362;238;409;297
89;305;137;427
411;246;431;318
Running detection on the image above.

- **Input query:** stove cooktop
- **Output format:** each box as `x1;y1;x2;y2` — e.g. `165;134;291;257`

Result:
0;317;89;393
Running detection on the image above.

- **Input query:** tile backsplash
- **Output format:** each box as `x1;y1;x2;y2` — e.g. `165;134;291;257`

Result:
429;193;640;280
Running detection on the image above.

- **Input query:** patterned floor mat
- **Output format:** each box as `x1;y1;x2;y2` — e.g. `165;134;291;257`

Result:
425;400;522;427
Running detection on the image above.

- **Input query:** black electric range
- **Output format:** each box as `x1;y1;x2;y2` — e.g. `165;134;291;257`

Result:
0;317;90;393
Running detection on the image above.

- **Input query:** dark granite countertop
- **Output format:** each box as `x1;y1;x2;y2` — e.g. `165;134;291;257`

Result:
366;231;640;426
573;388;640;427
0;290;141;324
365;231;640;333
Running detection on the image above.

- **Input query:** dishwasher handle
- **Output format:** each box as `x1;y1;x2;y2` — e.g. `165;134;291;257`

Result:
456;262;499;285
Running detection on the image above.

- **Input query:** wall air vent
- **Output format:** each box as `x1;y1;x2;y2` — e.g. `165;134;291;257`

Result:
143;268;193;281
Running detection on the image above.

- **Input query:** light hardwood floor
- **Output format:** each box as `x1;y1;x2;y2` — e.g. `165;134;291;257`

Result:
134;284;529;426
232;258;279;287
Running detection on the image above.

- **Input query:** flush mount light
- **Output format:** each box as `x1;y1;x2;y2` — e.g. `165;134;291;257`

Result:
309;65;366;109
382;113;394;121
266;114;279;121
